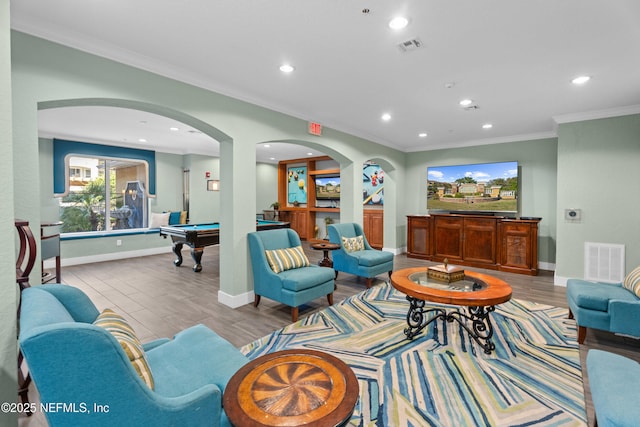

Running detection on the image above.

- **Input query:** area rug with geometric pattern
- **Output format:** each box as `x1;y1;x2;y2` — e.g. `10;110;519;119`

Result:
242;282;587;426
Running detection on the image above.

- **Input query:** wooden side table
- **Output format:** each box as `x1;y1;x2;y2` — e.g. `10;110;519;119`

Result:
41;221;63;283
223;349;358;427
15;219;36;413
311;242;340;268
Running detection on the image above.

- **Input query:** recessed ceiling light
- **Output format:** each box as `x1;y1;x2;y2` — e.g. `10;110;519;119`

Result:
571;75;591;85
263;144;271;148
279;64;295;73
269;157;276;161
169;127;179;131
482;123;493;129
389;16;409;30
307;152;314;156
459;99;473;107
381;113;392;121
418;132;428;138
138;138;147;143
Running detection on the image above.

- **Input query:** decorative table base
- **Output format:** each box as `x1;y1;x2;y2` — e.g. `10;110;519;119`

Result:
404;296;497;354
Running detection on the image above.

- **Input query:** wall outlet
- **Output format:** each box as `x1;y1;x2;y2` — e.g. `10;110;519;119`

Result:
116;239;122;246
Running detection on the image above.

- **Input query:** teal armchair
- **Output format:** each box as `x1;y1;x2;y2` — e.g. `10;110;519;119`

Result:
19;284;248;427
328;222;394;288
566;268;640;343
248;228;334;322
587;349;640;426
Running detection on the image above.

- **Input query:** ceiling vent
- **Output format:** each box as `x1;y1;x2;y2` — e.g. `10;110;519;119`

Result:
397;38;423;53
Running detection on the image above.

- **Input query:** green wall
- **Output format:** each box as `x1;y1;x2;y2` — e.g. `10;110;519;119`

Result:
182;154;221;224
404;138;558;266
1;1;17;425
10;31;405;302
256;163;279;213
6;23;639;420
556;114;640;280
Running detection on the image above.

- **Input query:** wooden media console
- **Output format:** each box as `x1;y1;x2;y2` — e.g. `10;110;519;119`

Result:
407;214;541;275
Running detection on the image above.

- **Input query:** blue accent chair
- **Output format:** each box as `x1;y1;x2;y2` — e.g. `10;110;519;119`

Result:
328;223;394;288
566;278;640;343
248;228;335;322
587;349;640;427
19;284;248;427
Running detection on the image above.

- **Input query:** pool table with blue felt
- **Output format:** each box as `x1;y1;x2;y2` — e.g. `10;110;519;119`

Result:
160;220;290;272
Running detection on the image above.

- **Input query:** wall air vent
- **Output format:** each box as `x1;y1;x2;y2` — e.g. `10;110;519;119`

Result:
397;38;424;53
584;242;625;283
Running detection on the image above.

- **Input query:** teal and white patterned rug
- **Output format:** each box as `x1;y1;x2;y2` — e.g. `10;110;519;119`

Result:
242;282;587;426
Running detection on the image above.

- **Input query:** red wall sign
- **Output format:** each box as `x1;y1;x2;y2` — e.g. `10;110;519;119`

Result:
308;122;322;136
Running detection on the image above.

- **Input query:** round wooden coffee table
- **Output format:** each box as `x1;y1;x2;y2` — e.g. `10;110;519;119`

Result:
223;349;359;426
391;267;512;354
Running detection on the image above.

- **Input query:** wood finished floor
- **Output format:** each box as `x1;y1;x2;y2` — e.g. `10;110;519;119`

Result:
20;243;640;426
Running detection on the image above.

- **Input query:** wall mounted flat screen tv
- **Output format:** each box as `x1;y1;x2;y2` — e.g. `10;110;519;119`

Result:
427;161;519;213
315;176;341;200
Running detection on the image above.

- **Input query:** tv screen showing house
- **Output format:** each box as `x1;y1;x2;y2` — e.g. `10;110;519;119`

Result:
427;161;519;213
315;176;341;200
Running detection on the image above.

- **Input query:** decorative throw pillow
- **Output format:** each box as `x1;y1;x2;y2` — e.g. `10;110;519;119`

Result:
168;211;181;225
179;210;188;224
93;309;155;390
149;212;170;228
265;246;310;274
342;235;365;253
623;265;640;297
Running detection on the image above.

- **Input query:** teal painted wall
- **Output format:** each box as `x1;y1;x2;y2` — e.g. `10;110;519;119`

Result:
1;0;17;425
556;114;640;280
404;138;558;265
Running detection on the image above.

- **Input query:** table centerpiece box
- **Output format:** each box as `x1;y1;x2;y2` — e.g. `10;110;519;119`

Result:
427;261;465;283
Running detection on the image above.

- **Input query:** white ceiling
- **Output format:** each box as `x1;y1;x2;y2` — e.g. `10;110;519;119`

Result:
12;1;640;163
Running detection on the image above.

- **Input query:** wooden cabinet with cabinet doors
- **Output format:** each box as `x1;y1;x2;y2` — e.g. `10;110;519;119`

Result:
431;215;497;267
497;219;539;275
283;210;308;240
363;209;383;249
407;214;540;275
406;216;430;258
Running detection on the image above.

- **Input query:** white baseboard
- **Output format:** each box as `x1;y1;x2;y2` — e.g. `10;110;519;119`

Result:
383;246;405;255
554;274;570;287
539;261;556;272
46;246;173;268
218;290;254;308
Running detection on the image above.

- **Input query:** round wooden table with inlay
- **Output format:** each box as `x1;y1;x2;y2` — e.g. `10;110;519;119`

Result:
223;349;359;427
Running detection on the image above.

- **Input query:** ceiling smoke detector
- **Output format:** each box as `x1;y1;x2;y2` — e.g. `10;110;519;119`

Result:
397;38;423;53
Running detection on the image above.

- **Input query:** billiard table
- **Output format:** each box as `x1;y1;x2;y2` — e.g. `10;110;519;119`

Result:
159;220;290;272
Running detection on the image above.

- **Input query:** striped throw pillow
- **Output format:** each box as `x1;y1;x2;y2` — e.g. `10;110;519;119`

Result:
623;265;640;297
265;246;310;274
93;309;155;390
342;235;365;253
